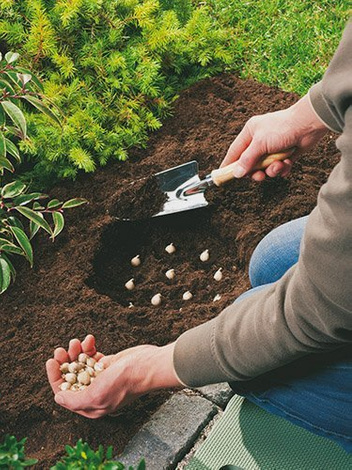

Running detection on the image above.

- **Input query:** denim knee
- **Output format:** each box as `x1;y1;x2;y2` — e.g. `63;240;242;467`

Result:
249;216;308;288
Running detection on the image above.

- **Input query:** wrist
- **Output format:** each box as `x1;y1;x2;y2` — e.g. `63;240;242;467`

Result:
290;94;329;133
148;342;184;391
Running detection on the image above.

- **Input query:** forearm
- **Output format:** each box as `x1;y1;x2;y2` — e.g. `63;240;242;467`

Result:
147;342;184;390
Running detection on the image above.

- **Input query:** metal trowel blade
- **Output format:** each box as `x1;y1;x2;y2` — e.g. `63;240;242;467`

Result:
153;160;208;217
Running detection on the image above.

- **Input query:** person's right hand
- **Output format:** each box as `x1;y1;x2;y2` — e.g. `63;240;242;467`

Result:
221;94;329;181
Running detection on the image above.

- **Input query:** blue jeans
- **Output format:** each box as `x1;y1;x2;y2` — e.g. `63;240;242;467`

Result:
230;217;352;453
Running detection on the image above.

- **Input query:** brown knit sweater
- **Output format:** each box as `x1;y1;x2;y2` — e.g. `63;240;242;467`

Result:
173;21;352;386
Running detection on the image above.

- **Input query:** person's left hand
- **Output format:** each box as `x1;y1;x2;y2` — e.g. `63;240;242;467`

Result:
46;335;181;418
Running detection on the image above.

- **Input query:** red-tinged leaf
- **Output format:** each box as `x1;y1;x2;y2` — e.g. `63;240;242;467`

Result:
62;198;87;209
15;206;52;235
52;211;64;239
2;101;27;138
0;256;11;294
1;180;26;198
9;226;33;267
22;95;61;127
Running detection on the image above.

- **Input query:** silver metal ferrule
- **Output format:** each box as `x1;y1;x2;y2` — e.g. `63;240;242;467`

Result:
178;174;213;198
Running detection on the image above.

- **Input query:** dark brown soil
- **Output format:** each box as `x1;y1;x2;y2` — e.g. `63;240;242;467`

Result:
0;74;339;468
110;175;168;220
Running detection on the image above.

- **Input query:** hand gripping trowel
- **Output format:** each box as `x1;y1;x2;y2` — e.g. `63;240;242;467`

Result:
152;150;293;217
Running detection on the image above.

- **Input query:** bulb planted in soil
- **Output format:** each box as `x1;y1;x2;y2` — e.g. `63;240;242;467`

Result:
131;255;141;267
200;249;210;262
165;269;175;280
125;278;135;290
213;268;223;281
165;243;176;254
151;293;162;306
183;291;193;301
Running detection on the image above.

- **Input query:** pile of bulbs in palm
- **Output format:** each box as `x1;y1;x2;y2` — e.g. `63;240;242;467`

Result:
59;353;104;392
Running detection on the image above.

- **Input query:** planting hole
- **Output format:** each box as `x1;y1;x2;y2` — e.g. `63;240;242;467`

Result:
86;209;239;310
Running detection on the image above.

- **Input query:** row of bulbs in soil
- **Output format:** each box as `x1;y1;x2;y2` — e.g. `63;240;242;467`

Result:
125;243;223;306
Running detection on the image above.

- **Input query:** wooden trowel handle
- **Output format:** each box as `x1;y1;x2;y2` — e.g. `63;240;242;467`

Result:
211;149;295;187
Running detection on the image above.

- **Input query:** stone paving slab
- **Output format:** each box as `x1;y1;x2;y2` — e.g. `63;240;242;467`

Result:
118;391;218;469
196;382;234;408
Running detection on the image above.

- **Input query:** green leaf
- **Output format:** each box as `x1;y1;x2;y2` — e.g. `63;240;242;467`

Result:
7;215;24;230
9;226;33;267
17;73;32;86
0;256;11;294
33;201;45;210
0;78;15;94
0;105;5;126
16;67;44;91
5;51;20;64
136;459;146;470
22;95;61;127
1;101;27;138
62;198;87;209
4;139;21;163
0;156;14;173
14;192;45;206
1;253;16;282
0;131;5;158
47;199;62;209
0;243;24;255
1;180;26;198
52;212;64;238
29;220;40;240
15;206;52;235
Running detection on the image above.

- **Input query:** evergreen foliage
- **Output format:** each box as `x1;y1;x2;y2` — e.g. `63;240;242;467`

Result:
0;1;234;182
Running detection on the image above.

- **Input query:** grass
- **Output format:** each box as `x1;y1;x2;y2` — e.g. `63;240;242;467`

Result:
208;0;351;95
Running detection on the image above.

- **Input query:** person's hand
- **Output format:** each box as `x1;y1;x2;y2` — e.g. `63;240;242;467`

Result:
46;335;182;418
221;94;329;181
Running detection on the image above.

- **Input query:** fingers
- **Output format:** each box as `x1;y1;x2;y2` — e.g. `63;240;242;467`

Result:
68;338;82;362
54;347;69;364
233;139;267;177
81;334;96;357
46;358;63;394
221;125;252;168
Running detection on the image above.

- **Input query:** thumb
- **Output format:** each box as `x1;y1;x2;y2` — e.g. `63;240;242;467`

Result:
99;354;117;367
232;139;266;177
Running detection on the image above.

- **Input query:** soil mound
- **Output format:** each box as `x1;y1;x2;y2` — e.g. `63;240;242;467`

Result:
0;74;339;467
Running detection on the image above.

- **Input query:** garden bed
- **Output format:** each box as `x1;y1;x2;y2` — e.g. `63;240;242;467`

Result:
0;74;339;467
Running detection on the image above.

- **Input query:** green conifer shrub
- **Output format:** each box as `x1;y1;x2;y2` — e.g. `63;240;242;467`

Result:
0;1;235;183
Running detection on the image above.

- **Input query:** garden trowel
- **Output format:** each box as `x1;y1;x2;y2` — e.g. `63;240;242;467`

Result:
153;150;293;217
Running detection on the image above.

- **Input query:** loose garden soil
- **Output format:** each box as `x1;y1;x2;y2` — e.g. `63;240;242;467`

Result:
0;75;339;468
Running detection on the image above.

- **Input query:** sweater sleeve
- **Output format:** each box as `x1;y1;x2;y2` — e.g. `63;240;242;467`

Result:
173;22;352;387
